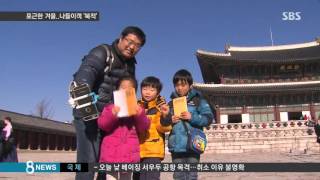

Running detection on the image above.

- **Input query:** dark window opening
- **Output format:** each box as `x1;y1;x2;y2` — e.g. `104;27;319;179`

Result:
228;114;242;123
288;112;303;120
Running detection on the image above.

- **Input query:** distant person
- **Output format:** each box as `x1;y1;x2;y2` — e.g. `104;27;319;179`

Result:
133;76;172;180
0;116;18;162
304;114;308;120
314;119;320;143
97;75;150;180
165;69;214;180
71;26;146;180
0;118;4;158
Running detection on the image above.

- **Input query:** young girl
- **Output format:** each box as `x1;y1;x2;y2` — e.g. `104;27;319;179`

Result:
98;75;150;180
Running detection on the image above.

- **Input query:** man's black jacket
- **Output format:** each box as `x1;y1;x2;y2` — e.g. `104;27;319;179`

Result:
73;39;136;118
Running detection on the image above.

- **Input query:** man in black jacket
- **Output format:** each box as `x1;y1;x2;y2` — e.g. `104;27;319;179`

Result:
72;26;146;180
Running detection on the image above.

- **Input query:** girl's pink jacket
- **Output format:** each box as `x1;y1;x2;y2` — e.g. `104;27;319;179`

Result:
98;104;150;163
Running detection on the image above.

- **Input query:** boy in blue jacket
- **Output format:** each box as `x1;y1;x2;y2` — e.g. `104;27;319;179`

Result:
163;69;214;180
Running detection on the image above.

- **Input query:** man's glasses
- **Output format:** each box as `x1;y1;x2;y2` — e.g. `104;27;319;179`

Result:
123;37;142;49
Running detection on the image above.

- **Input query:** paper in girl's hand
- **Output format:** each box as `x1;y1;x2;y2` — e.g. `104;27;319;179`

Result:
173;96;188;117
113;88;137;117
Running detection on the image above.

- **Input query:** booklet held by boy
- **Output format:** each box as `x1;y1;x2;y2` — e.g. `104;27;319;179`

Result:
173;96;188;117
113;88;137;117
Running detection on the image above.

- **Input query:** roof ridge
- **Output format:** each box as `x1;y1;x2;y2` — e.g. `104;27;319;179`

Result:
193;80;320;87
0;109;71;124
228;41;319;52
196;39;320;55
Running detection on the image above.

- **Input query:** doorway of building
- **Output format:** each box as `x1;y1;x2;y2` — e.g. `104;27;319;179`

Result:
228;114;242;123
288;112;303;120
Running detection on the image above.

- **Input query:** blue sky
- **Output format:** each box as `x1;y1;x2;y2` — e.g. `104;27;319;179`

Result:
1;0;320;122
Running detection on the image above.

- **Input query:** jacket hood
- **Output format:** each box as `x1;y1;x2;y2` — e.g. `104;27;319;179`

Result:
170;88;201;101
138;95;166;111
138;98;157;109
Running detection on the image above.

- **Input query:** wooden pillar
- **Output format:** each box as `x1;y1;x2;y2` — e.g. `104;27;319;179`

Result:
24;131;29;150
68;136;72;151
56;135;63;151
56;135;65;151
23;131;29;150
274;105;280;121
310;103;316;120
270;64;272;79
239;64;242;82
242;105;248;114
302;63;305;78
27;131;33;150
15;130;20;150
38;132;42;150
48;134;56;150
39;133;48;150
32;132;39;150
61;136;66;149
64;136;70;151
215;106;220;124
72;137;77;151
37;132;41;150
54;134;58;150
236;64;241;81
62;135;66;151
46;133;50;150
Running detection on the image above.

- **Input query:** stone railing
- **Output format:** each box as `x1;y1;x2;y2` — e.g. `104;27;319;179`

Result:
208;120;316;130
203;120;320;154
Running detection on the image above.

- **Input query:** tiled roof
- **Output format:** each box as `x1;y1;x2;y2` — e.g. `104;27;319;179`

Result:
197;39;320;63
193;81;320;94
0;109;75;135
196;39;320;84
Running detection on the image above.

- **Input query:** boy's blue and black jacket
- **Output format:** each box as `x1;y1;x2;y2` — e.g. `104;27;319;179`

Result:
163;89;214;153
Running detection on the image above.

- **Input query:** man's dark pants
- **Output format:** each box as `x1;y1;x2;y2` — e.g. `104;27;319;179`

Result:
73;118;105;180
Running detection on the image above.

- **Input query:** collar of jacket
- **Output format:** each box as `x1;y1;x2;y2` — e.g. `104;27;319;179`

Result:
138;98;158;110
112;39;137;64
170;88;200;101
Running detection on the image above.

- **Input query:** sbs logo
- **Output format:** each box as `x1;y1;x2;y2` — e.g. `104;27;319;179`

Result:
282;12;301;21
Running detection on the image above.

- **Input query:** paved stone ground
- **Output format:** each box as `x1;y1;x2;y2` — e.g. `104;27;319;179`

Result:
0;150;320;180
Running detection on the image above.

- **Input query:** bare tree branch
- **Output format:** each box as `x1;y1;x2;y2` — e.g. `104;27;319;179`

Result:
32;99;54;119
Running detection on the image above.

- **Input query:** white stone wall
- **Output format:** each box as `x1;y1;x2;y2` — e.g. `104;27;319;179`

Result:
203;121;320;154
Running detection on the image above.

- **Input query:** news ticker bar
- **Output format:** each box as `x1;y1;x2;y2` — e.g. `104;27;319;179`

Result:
0;12;99;21
1;162;320;173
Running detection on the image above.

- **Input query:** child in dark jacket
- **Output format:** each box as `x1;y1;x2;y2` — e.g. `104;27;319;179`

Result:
98;75;150;180
164;69;214;180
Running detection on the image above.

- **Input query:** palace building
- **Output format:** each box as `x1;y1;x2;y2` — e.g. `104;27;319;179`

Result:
194;38;320;124
0;109;76;151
